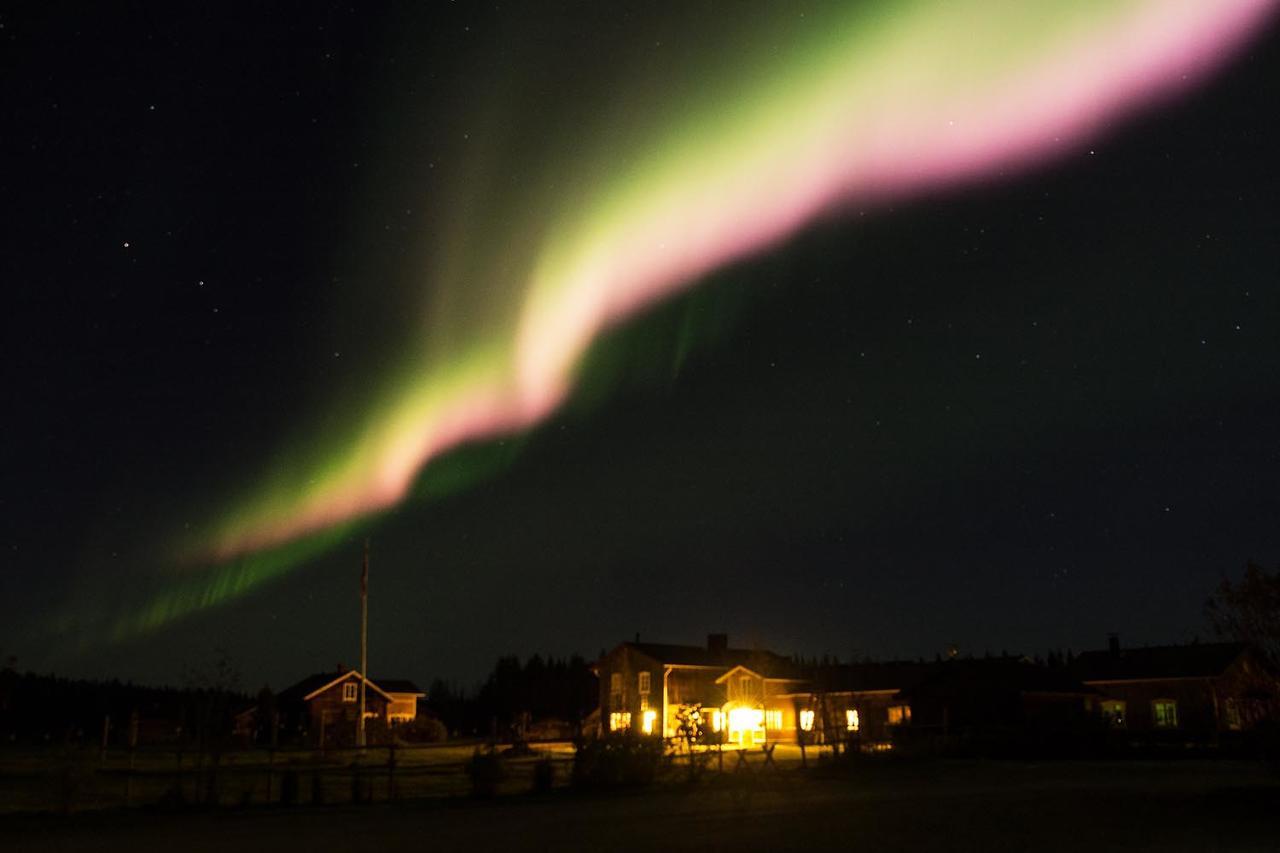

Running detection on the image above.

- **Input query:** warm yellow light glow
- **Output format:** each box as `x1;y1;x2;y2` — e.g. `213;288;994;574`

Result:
765;709;783;730
711;709;723;732
642;709;657;734
726;705;765;745
728;706;763;733
846;708;859;731
609;711;631;731
800;709;815;731
888;705;911;726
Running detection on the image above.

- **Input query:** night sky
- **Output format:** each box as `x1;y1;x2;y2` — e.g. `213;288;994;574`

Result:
4;3;1279;694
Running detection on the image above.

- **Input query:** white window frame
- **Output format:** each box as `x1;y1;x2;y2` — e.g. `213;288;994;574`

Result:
638;671;651;695
342;682;358;703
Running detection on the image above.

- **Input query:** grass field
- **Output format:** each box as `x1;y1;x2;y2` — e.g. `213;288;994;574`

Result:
0;741;579;813
3;759;1278;852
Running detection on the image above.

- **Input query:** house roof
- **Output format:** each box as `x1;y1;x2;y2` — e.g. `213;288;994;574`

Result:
276;670;412;703
897;658;1095;700
623;642;801;678
805;660;938;694
1072;642;1246;682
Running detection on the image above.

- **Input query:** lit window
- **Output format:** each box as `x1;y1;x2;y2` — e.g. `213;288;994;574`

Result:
642;709;657;734
740;676;752;697
799;709;815;732
1099;700;1126;729
711;709;723;732
765;709;783;730
846;709;860;732
609;712;631;731
342;682;358;703
1153;700;1178;729
888;705;911;726
638;671;651;694
610;673;621;693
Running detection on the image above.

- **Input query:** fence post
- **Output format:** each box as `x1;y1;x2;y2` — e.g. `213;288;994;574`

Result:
387;743;396;801
266;747;275;805
125;748;136;807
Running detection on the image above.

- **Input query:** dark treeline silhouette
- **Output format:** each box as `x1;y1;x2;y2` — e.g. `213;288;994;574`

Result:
0;666;247;747
427;654;597;738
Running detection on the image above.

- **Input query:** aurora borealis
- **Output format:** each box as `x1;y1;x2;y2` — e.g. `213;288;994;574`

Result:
5;2;1280;685
201;1;1273;563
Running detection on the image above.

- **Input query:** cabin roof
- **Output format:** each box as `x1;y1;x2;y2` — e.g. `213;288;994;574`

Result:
621;642;800;678
276;670;407;703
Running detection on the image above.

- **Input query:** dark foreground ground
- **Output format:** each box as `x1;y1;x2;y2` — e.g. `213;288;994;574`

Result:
4;759;1278;852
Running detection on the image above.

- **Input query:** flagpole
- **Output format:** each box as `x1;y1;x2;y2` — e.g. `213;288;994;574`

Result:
358;538;369;748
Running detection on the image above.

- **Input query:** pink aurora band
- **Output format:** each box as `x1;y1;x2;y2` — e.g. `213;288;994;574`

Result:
206;0;1278;562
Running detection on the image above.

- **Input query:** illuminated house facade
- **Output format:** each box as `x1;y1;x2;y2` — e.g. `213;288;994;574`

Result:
594;635;807;745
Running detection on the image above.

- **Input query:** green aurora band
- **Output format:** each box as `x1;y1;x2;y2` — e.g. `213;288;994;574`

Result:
115;0;1275;636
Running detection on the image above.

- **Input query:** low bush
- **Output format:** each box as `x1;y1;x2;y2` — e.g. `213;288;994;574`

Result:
572;734;665;789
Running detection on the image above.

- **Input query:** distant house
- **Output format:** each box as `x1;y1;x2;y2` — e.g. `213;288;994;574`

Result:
1072;638;1276;740
275;669;424;745
593;635;806;745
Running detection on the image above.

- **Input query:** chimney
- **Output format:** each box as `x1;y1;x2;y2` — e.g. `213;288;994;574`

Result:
707;633;728;654
1107;633;1120;657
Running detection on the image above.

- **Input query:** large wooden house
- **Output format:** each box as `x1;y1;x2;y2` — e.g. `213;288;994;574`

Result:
594;635;806;745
